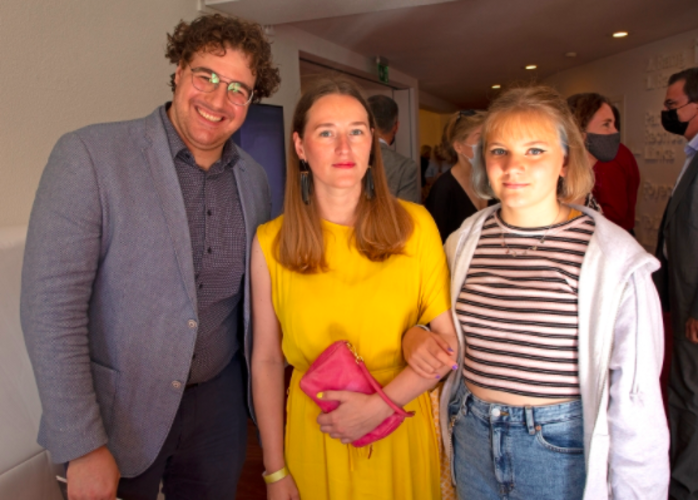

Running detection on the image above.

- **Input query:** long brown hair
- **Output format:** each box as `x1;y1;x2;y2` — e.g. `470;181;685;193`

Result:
275;78;414;273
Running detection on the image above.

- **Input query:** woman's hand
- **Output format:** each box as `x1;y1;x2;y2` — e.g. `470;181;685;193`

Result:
316;392;393;443
402;326;457;379
267;474;300;500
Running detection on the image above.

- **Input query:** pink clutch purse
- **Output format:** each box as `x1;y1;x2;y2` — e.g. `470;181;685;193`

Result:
299;340;414;448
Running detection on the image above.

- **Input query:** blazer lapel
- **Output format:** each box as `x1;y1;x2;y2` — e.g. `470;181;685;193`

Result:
233;157;252;250
142;109;197;311
665;152;698;225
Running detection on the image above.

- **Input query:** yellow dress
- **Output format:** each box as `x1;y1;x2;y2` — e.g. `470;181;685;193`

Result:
257;201;450;500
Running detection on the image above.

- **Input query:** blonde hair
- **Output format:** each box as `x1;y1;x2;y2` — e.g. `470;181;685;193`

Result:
441;111;487;164
472;85;594;203
275;78;413;273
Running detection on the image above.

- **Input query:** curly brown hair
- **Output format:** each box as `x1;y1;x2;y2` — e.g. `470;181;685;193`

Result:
165;14;280;102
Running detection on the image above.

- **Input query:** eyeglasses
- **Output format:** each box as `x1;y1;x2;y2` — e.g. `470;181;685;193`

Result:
665;100;693;111
189;66;254;107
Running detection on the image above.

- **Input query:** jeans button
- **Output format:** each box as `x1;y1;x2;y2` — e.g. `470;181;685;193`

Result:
491;407;501;417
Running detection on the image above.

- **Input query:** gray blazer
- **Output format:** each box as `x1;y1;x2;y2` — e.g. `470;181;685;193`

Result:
20;107;270;477
379;143;420;203
656;152;698;336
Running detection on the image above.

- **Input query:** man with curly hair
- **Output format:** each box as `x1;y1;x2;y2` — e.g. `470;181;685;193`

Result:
21;14;280;500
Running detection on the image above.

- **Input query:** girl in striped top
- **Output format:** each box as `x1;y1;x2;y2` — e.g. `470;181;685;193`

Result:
403;86;669;499
459;208;595;399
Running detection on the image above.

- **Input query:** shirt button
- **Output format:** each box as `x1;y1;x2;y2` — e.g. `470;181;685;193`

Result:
188;320;197;329
171;381;182;390
198;283;203;289
491;408;501;417
207;209;212;216
207;247;212;254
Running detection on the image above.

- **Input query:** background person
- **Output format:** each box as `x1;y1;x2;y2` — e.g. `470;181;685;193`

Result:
367;94;421;203
420;144;433;187
653;66;698;500
422;144;447;201
567;93;640;232
251;78;457;500
425;110;488;242
404;85;669;499
21;14;280;500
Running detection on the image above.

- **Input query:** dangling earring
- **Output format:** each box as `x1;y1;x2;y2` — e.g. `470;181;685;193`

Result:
363;151;376;200
364;167;375;200
299;159;312;205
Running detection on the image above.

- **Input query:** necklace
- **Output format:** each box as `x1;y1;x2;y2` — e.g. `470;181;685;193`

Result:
500;204;563;257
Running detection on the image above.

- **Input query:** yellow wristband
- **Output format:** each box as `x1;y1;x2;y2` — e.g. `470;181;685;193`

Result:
262;466;289;484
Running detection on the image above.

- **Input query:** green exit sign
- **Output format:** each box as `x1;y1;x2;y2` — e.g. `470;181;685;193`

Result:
377;57;389;84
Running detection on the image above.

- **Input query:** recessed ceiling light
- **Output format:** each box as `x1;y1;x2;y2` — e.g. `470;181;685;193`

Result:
492;84;501;89
613;31;628;38
525;65;537;70
565;52;577;58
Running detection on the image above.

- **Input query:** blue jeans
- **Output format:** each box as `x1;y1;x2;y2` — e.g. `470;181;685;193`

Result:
449;379;586;500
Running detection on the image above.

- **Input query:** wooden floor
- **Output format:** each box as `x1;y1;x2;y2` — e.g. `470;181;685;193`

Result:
235;419;267;499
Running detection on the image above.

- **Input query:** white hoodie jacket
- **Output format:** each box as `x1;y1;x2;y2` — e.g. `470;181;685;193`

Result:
439;205;670;500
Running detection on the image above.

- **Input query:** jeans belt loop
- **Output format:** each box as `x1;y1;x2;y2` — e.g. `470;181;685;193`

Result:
524;405;535;435
461;384;471;416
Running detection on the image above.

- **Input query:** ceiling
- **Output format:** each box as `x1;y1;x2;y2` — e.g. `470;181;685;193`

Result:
208;0;698;109
205;0;458;26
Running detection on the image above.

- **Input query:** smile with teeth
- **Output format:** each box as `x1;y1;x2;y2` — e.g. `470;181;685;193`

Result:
197;107;223;122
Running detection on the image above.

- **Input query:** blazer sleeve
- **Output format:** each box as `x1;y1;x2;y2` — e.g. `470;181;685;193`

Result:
607;268;670;499
689;178;698;320
396;157;421;204
21;132;109;463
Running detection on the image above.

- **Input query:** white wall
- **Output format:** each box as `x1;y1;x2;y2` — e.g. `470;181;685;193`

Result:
0;0;201;227
0;3;426;227
545;28;698;251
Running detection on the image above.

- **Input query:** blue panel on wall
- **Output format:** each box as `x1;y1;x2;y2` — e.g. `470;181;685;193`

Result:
233;104;286;218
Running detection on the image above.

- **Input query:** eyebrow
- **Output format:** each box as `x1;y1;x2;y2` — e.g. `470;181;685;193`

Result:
313;121;369;129
488;140;550;146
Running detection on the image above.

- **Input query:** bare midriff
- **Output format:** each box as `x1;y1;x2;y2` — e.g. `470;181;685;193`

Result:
466;381;579;407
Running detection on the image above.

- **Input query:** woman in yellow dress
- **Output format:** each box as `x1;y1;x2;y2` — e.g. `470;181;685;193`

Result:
251;78;458;500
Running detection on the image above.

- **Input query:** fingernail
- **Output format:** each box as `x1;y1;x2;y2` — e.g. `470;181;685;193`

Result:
435;374;441;379
316;392;324;399
448;347;454;353
452;364;458;370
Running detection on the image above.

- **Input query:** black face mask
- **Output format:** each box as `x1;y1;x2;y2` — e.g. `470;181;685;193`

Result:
661;107;691;136
586;132;620;162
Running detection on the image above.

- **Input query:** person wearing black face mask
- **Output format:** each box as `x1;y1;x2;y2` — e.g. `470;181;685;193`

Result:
654;66;698;500
567;93;640;232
